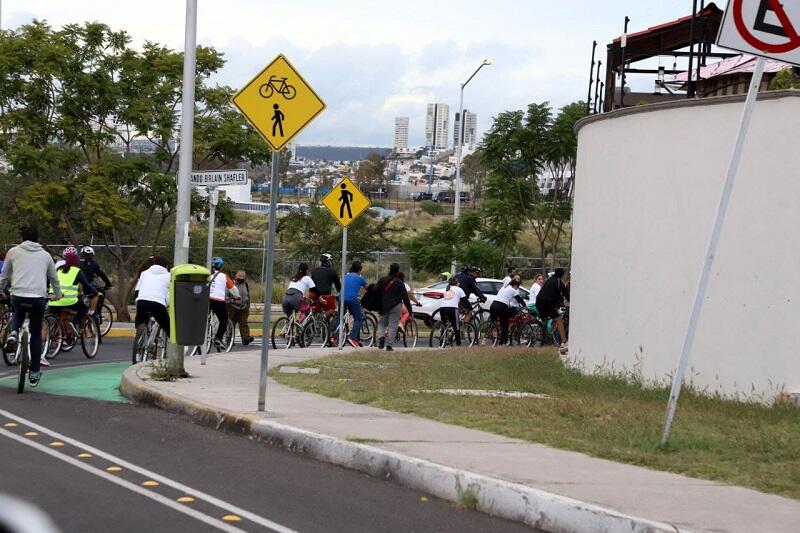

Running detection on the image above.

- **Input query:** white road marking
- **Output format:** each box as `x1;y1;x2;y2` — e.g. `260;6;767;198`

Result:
0;408;298;533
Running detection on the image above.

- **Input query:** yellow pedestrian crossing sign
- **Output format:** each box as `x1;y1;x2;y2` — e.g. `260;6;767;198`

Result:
321;178;371;228
231;54;325;151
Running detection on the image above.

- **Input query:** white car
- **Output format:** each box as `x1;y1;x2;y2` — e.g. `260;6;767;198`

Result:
412;278;531;324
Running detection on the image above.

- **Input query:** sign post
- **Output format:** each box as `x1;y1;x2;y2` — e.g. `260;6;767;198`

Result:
204;187;219;268
321;177;371;349
661;0;800;445
231;53;325;412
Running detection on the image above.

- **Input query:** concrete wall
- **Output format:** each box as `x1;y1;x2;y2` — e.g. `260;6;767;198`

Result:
571;91;800;402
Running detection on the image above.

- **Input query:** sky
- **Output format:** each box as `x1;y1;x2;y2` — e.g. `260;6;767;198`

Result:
2;0;707;147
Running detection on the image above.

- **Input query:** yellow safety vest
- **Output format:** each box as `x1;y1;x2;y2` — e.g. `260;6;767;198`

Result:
49;267;81;307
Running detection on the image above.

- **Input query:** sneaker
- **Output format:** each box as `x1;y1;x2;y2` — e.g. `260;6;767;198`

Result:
329;336;338;347
347;338;359;348
29;370;41;386
242;336;254;346
39;357;51;367
378;336;385;349
385;345;394;352
4;331;17;352
559;343;569;355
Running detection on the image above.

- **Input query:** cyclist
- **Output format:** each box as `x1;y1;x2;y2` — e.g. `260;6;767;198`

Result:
439;277;466;346
80;246;111;289
228;271;254;346
209;257;239;350
330;261;368;348
490;277;526;345
282;262;315;317
0;227;62;385
311;253;341;322
55;246;78;270
454;265;486;321
132;256;156;299
49;248;99;335
135;256;171;336
536;268;569;353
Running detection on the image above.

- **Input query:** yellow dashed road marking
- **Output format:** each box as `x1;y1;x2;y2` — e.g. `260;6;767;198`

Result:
3;422;18;428
77;453;93;459
24;431;38;437
177;496;195;504
106;466;123;473
143;480;159;487
50;441;65;447
222;515;242;523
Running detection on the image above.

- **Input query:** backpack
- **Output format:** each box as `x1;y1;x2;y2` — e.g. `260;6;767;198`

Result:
361;283;381;312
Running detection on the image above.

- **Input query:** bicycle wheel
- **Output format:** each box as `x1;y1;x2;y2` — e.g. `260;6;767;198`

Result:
525;321;545;347
222;321;235;353
80;317;100;358
132;324;149;364
395;325;406;347
403;320;418;348
60;321;78;352
99;304;114;336
154;328;167;361
361;313;377;347
462;321;479;347
429;321;449;348
17;328;29;393
44;316;61;359
39;320;50;361
258;83;274;98
283;85;297;100
481;321;500;347
271;317;292;349
303;316;329;348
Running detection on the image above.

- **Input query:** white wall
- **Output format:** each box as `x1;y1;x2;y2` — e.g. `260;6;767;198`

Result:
571;91;800;402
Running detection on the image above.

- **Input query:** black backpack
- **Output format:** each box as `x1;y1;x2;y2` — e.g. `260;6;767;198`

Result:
361;283;382;312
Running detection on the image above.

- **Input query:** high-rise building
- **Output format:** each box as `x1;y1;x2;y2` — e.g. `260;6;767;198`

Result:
453;110;478;150
394;117;409;152
425;103;449;150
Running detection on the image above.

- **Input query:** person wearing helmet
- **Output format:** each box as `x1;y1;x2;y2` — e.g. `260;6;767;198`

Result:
80;246;112;289
454;265;486;321
311;253;341;321
55;245;79;271
439;272;452;282
209;257;240;350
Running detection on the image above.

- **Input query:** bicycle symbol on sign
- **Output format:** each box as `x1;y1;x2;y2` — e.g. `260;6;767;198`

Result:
259;76;297;100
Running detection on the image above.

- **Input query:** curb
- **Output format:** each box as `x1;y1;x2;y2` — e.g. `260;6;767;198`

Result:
120;365;685;533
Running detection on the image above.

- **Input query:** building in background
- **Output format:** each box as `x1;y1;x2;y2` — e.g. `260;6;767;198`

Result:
394;117;410;153
453;109;478;150
425;103;449;150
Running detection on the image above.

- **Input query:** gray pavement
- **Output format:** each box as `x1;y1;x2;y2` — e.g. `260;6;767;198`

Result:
133;348;800;533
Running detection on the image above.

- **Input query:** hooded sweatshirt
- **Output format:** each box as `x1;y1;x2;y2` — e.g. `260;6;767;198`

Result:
0;241;62;299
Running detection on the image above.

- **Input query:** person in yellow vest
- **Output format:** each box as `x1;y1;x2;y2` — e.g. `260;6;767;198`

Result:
48;249;99;346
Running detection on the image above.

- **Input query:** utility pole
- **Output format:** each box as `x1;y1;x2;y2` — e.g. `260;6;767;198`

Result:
205;187;219;267
166;0;198;377
586;41;597;114
619;16;630;109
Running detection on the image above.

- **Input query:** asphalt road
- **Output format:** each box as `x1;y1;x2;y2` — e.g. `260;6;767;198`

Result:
0;340;536;533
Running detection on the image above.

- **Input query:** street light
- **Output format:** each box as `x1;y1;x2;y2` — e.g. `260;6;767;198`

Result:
452;58;492;274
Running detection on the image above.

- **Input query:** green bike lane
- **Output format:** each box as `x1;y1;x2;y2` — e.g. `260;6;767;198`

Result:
0;361;128;402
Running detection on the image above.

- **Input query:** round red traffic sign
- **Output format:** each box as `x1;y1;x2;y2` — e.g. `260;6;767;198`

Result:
733;0;800;53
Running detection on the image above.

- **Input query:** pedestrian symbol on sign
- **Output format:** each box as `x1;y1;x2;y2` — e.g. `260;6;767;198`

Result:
271;104;285;137
339;183;354;219
321;177;371;228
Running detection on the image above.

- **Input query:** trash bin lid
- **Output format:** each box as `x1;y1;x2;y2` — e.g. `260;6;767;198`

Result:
171;264;211;281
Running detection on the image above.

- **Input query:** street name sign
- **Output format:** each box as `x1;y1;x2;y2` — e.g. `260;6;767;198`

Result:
231;54;326;151
190;169;248;186
321;177;371;228
718;0;800;66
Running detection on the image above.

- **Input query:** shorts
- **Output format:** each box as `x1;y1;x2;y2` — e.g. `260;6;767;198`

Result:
321;295;337;311
536;303;561;320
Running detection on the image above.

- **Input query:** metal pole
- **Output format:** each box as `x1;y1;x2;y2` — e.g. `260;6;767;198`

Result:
452;84;465;275
260;238;267;284
338;228;347;351
205;187;218;267
587;41;597;114
594;61;602;113
687;0;697;98
660;58;765;445
167;0;197;377
427;149;434;196
619;16;630;109
258;151;280;411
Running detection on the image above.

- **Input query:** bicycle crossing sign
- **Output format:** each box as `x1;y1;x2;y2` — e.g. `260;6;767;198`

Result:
231;54;326;151
718;0;800;66
321;177;371;228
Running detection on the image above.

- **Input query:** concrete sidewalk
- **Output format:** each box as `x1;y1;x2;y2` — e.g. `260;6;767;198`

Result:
121;349;800;533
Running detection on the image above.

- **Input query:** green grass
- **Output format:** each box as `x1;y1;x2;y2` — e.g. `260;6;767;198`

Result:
271;348;800;499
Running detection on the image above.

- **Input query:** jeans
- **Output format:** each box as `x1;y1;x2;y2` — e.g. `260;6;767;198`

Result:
330;299;364;341
10;296;47;373
378;304;402;347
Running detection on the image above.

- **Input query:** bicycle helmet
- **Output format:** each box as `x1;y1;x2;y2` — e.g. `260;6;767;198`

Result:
469;266;482;275
461;265;471;273
63;246;78;258
211;257;224;269
320;253;333;266
81;246;95;256
440;272;452;281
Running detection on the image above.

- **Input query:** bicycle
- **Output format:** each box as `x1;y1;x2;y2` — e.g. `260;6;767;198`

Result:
332;308;377;347
8;302;50;393
429;318;479;348
132;317;166;364
396;315;419;348
258;75;297;100
189;311;234;355
44;308;100;359
271;310;305;349
93;286;114;337
430;299;487;329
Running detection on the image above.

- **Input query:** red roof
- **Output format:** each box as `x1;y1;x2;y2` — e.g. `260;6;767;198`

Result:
669;54;789;82
612;3;722;44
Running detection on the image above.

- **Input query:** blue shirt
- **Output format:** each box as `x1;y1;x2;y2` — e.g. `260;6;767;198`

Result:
343;272;368;300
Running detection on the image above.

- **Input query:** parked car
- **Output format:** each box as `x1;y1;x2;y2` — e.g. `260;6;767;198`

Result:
414;192;433;201
412;278;530;324
433;192;453;203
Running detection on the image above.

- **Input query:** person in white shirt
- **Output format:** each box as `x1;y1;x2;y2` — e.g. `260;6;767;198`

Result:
135;256;171;336
528;273;544;307
208;257;240;349
490;278;526;345
439;277;466;346
282;262;315;316
501;266;517;288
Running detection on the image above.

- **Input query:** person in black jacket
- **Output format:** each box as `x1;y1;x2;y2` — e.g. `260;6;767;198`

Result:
536;268;569;352
311;253;341;321
454;265;486;321
374;263;412;351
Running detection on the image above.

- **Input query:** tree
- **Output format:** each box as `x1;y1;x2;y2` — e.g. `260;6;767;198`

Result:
354;152;386;193
769;67;800;90
460;150;487;202
0;21;270;319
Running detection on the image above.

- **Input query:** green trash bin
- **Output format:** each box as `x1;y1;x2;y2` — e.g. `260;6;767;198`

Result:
169;264;211;346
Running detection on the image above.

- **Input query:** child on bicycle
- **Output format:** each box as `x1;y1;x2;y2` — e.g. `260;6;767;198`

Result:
135;256;171;336
439;277;466;346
